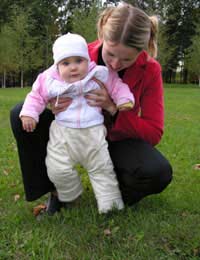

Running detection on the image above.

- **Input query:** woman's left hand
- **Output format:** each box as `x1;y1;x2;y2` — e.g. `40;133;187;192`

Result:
85;78;117;115
49;96;72;115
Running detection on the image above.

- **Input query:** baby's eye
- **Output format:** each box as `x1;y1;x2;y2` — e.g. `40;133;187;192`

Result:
63;62;69;66
75;58;83;64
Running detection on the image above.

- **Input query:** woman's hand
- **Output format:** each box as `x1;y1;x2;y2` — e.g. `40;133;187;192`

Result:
85;78;117;115
49;96;72;115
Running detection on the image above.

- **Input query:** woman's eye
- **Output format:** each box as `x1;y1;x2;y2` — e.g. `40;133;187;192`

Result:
108;52;114;57
63;62;69;66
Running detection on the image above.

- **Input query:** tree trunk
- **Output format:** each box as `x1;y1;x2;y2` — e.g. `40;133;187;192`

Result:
183;69;188;84
21;70;24;88
180;66;183;83
199;75;200;87
172;71;176;83
3;70;6;88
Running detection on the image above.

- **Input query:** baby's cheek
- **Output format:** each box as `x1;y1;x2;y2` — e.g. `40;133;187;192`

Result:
60;71;68;81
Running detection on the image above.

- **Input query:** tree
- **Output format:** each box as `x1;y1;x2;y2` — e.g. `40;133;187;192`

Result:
0;24;18;87
27;0;64;68
161;0;200;83
185;26;200;86
103;0;119;6
71;2;100;42
59;0;99;34
0;0;15;26
157;25;176;81
8;8;40;88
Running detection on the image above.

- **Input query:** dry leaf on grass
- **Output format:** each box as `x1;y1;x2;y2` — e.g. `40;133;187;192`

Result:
33;204;46;217
181;211;188;217
193;164;200;170
104;228;112;236
14;194;20;201
193;247;200;257
103;226;120;236
3;169;9;176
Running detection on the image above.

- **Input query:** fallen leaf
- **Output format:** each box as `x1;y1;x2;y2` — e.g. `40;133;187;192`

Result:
33;204;46;217
14;194;20;201
104;228;112;236
193;247;200;257
3;170;9;176
193;164;200;170
181;211;188;217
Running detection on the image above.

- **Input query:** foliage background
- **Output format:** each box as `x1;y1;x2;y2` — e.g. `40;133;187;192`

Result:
0;0;200;87
1;1;200;258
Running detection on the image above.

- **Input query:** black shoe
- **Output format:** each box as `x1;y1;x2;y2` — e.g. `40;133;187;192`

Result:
62;196;81;209
46;193;63;216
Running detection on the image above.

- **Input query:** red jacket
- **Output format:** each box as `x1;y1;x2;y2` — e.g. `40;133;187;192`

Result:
88;40;164;146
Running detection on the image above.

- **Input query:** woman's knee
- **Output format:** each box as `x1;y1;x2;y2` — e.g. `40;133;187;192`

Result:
10;102;24;135
116;158;173;193
140;158;173;194
10;102;23;117
155;160;173;193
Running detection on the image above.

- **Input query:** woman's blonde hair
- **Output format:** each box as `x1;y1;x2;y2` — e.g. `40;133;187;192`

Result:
97;4;158;58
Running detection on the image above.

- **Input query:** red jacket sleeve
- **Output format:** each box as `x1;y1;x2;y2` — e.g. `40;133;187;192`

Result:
109;61;164;146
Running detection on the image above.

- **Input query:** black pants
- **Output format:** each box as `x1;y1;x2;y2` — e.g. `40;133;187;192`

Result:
10;103;172;205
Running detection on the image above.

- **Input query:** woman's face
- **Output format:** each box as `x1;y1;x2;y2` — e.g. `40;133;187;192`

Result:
102;40;140;72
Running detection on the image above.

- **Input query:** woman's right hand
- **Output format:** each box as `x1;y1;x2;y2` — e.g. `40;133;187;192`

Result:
85;77;117;115
49;96;72;115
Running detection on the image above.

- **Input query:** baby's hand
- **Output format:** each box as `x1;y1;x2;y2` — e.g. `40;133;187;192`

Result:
21;116;37;132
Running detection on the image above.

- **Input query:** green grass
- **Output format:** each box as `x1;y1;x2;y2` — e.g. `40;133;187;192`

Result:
0;85;200;259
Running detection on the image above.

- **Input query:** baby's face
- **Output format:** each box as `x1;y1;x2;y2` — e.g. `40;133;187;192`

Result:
58;56;88;83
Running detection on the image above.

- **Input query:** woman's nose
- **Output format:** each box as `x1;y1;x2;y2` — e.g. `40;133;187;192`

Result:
110;59;121;70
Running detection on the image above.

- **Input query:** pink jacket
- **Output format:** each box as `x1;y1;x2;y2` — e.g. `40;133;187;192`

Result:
20;62;134;128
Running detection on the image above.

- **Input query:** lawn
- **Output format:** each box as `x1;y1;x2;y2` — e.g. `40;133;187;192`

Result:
0;84;200;259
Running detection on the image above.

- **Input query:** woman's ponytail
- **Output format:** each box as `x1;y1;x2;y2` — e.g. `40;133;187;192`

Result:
148;16;158;58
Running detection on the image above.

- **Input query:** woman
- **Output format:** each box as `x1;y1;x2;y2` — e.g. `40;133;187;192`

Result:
10;4;172;215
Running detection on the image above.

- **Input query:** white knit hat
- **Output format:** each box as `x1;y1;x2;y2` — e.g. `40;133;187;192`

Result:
53;33;90;65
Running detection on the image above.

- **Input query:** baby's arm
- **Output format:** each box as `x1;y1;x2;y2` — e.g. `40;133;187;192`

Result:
21;116;37;132
20;73;48;125
106;70;135;111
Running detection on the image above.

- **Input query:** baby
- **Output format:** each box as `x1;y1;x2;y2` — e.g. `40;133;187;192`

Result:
20;33;135;213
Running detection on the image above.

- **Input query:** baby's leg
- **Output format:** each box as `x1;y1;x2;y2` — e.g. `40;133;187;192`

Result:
84;125;124;213
46;121;83;202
